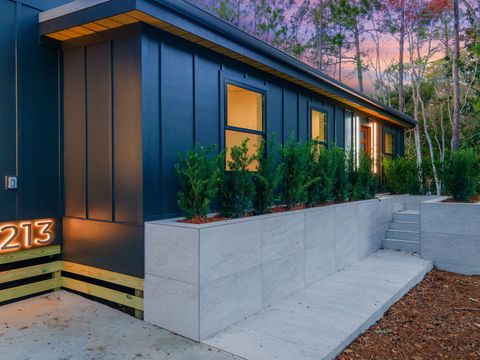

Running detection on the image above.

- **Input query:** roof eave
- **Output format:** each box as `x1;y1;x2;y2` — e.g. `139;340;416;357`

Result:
39;0;416;128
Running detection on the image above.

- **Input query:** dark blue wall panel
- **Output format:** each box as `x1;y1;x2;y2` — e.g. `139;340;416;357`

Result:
62;29;144;276
161;41;194;217
0;0;69;222
63;47;86;219
113;36;142;224
139;26;410;221
86;42;113;221
0;1;18;221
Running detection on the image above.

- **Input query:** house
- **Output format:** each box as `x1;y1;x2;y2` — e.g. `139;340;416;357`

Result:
1;0;415;281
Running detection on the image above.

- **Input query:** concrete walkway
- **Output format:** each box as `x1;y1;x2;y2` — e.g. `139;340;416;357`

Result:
0;290;241;360
204;250;433;360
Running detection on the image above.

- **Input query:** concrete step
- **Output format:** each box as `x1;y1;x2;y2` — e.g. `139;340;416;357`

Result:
389;221;420;232
382;238;421;253
393;211;420;223
204;251;433;360
386;229;420;241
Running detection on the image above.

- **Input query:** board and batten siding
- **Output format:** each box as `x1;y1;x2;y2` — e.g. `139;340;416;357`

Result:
140;26;353;220
62;31;143;277
0;0;69;222
61;24;405;277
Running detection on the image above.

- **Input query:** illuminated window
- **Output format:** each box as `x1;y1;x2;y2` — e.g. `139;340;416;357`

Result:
225;83;265;170
311;109;327;147
384;132;395;159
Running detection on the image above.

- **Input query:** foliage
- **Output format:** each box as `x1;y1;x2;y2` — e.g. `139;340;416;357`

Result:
219;138;256;218
316;146;338;203
441;149;480;202
304;141;324;206
278;134;308;208
351;151;377;200
383;157;422;195
331;146;350;202
253;135;281;214
175;145;223;220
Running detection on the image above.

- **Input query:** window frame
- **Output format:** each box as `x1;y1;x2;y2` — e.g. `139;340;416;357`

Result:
224;80;266;136
383;127;396;158
309;106;328;148
223;79;267;170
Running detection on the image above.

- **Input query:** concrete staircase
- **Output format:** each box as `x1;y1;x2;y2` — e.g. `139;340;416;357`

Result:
382;210;420;253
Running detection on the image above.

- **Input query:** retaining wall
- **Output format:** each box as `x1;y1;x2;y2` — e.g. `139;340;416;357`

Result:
144;197;395;341
421;197;480;275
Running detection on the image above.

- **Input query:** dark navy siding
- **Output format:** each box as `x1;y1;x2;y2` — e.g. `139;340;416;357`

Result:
62;29;144;277
0;0;71;222
139;26;397;221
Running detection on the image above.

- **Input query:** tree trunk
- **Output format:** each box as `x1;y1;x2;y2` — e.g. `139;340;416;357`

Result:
417;83;441;195
354;22;364;92
398;0;405;112
338;43;342;82
451;0;461;149
317;0;324;71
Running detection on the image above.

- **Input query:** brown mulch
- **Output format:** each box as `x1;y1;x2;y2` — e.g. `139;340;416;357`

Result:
337;270;480;360
443;194;480;203
178;215;229;224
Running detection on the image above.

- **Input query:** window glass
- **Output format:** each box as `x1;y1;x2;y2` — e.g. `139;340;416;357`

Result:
384;132;395;158
311;109;327;144
227;84;264;131
225;130;262;171
225;83;265;171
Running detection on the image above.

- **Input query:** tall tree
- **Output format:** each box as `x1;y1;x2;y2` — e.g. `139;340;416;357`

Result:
451;0;461;149
380;0;408;112
310;0;330;70
329;0;375;92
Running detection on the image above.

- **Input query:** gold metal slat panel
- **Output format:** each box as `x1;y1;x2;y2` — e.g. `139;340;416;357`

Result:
0;245;61;265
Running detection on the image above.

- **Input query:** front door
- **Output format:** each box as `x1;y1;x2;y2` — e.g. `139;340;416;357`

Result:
360;126;371;155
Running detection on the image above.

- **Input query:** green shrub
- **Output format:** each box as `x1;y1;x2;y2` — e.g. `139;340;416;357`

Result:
442;149;480;202
383;157;421;194
219;139;255;218
304;141;323;206
253;135;281;214
310;146;337;204
332;146;349;202
175;145;223;220
351;151;377;200
278;134;308;208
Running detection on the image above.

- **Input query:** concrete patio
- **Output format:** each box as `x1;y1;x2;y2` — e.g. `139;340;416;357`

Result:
205;250;432;360
0;250;431;360
0;291;240;360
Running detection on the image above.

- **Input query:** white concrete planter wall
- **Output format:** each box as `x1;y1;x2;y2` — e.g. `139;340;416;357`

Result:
144;197;395;341
390;194;442;211
421;197;480;275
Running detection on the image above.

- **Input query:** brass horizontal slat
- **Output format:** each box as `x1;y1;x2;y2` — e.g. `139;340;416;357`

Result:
0;245;61;265
0;278;61;303
62;261;143;291
0;261;62;284
62;277;144;311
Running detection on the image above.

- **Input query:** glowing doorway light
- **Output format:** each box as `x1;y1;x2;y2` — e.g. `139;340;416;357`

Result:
372;121;378;173
355;115;361;167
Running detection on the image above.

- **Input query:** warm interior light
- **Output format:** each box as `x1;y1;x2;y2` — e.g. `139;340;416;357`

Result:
372;121;378;173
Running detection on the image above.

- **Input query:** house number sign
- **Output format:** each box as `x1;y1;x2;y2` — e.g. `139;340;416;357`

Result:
0;219;57;254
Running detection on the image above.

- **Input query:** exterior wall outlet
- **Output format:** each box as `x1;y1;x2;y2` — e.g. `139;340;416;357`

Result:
5;176;18;190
